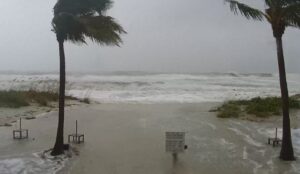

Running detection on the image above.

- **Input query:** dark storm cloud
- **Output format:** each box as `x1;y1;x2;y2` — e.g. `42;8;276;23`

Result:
0;0;299;73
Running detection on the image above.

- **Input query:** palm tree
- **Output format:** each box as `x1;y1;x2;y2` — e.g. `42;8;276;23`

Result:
225;0;300;161
51;0;126;156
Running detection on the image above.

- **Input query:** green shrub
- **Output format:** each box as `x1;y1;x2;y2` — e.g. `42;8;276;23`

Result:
0;90;78;108
216;96;300;118
217;103;241;118
0;91;29;108
289;97;300;108
246;97;280;117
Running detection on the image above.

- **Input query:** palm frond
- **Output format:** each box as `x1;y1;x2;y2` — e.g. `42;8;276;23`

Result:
281;2;300;28
225;0;265;21
88;0;113;15
54;0;112;16
278;0;300;7
53;0;126;45
265;0;276;8
283;3;300;15
79;16;126;46
285;17;300;28
52;13;86;43
284;10;300;28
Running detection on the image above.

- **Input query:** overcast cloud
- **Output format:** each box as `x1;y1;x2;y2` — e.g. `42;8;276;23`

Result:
0;0;299;73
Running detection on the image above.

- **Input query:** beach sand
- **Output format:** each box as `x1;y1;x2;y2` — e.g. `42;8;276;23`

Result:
0;100;83;127
0;103;300;174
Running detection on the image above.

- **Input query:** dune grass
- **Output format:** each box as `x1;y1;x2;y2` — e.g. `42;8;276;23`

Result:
0;90;77;108
216;102;241;118
0;91;29;108
216;96;300;118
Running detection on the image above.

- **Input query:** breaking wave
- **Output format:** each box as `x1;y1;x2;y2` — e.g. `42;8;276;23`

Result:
0;72;299;103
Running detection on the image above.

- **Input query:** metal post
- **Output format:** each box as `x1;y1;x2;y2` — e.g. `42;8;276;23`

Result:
172;153;178;163
275;128;278;139
19;118;22;130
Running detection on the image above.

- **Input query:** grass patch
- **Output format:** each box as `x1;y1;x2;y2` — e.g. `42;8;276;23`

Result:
0;90;77;108
216;96;300;118
0;91;29;108
217;103;241;118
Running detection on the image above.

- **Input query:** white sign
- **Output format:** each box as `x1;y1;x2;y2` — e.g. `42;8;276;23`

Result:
165;132;185;153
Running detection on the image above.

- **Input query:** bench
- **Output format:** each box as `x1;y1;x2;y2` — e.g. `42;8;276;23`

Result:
13;118;29;139
268;128;281;147
268;137;282;147
68;120;84;144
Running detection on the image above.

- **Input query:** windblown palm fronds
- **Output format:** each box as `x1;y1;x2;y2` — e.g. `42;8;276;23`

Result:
225;0;300;161
51;0;125;156
52;0;125;44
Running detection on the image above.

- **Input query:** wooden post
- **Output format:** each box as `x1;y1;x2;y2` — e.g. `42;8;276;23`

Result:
275;128;278;139
19;118;22;130
76;120;78;137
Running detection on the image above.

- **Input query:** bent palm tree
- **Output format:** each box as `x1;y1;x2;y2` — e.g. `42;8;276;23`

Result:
225;0;300;161
51;0;126;156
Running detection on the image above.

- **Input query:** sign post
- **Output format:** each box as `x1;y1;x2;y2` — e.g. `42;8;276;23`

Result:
165;132;187;161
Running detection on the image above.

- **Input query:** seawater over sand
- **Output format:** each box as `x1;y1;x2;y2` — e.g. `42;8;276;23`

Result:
1;72;300;173
0;103;299;174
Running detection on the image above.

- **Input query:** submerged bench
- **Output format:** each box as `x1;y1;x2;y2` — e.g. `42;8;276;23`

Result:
268;128;282;147
13;118;28;139
68;120;84;144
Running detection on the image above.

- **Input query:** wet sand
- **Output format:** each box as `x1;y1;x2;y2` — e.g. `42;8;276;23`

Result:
0;100;82;127
0;103;300;174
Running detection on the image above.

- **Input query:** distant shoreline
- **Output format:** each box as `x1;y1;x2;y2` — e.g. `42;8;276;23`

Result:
1;70;297;76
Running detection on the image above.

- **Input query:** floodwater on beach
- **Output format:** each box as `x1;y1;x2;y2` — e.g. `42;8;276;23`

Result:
0;103;299;174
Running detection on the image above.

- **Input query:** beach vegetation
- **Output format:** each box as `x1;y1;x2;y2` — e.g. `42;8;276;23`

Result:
217;96;300;119
51;0;126;156
0;90;77;108
217;103;241;118
0;91;29;108
225;0;300;161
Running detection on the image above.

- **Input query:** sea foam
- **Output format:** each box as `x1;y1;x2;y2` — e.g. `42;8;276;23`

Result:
0;73;300;103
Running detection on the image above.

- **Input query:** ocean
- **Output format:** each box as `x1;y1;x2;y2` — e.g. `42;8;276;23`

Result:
1;72;300;174
0;72;300;103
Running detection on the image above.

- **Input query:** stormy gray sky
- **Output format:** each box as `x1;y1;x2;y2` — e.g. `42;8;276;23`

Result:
0;0;299;73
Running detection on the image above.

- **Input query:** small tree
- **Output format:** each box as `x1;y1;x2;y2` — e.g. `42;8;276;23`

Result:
225;0;300;161
51;0;126;156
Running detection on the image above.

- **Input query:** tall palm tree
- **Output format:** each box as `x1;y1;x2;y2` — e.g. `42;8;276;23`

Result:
225;0;300;161
51;0;126;156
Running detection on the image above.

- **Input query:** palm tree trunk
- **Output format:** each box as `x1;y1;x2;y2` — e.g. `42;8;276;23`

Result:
275;37;295;161
51;40;66;156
